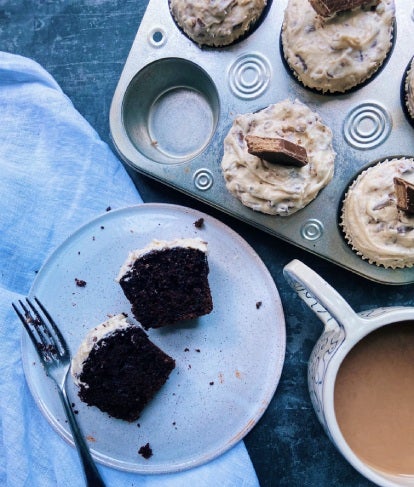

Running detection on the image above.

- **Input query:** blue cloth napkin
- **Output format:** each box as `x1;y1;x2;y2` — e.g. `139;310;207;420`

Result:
0;52;259;487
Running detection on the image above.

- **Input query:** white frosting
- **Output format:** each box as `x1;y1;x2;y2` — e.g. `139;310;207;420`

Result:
116;238;208;282
341;158;414;268
281;0;395;93
221;98;335;216
71;314;130;386
405;58;414;119
170;0;267;47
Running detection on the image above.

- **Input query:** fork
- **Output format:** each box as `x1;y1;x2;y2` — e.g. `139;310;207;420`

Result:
13;297;106;487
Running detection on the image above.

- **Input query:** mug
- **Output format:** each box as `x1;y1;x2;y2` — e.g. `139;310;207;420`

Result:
283;259;414;487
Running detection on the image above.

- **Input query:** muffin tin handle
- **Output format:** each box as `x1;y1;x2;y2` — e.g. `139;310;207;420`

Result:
283;259;362;333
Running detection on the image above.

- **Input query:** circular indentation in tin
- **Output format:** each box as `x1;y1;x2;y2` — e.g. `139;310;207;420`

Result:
149;89;214;158
228;53;271;99
300;219;324;241
122;58;219;164
343;103;391;149
148;28;166;47
193;169;214;191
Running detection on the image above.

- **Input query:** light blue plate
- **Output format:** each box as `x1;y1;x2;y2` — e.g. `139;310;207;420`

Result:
23;203;286;473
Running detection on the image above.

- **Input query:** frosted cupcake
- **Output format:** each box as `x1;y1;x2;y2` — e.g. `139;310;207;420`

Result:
404;57;414;122
281;0;395;93
221;98;335;216
341;158;414;268
169;0;267;47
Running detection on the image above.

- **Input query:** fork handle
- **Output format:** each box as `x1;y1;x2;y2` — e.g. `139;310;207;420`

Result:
58;386;106;487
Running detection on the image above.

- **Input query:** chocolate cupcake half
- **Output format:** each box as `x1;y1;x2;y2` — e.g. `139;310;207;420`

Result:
71;314;175;421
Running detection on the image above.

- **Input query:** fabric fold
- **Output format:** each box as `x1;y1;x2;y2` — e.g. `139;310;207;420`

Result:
0;51;259;487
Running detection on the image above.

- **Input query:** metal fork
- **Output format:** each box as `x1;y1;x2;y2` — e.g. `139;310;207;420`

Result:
13;297;106;487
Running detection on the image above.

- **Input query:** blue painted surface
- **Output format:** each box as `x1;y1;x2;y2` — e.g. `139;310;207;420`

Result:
2;2;412;485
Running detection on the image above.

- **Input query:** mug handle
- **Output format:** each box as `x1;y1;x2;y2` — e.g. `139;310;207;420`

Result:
283;259;361;333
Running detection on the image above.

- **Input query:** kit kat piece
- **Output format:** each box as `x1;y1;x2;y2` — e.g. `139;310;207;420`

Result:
394;177;414;214
309;0;378;17
246;135;308;167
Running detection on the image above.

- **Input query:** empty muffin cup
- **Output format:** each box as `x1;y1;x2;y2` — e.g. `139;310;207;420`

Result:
122;58;220;164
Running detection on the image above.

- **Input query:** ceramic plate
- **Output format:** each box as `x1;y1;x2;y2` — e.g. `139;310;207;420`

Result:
22;203;286;473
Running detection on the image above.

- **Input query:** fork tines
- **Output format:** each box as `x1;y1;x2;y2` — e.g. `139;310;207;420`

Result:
12;297;66;363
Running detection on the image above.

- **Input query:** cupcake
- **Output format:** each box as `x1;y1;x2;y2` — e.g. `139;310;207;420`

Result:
281;0;395;93
404;57;414;122
221;98;335;216
341;158;414;268
169;0;267;47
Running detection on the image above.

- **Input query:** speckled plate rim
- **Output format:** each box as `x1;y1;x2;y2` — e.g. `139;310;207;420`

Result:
22;203;286;474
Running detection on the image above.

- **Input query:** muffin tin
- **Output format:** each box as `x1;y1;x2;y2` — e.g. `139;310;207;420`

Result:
109;0;414;285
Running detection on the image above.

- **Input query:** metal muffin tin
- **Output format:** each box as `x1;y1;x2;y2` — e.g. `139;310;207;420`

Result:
110;0;414;285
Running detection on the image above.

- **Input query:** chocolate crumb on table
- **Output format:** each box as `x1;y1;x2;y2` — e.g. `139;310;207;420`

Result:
256;301;262;309
138;442;153;459
75;278;87;287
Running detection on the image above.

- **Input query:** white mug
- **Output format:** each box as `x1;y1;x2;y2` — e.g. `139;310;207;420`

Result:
283;259;414;487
